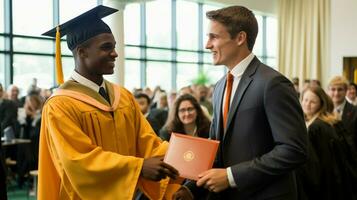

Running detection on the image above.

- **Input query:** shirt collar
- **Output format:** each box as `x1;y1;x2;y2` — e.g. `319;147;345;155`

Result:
230;53;255;77
71;71;105;93
335;100;346;112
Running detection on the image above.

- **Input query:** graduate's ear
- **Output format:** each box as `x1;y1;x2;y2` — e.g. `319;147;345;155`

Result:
235;31;247;47
77;46;88;58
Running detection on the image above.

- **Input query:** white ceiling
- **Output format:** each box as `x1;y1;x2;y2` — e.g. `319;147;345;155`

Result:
116;0;278;15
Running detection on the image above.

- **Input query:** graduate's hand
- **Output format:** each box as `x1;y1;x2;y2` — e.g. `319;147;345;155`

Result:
141;156;179;181
172;186;194;200
196;168;229;193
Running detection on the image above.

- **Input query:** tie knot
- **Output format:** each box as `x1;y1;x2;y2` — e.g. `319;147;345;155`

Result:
227;72;234;82
99;87;110;103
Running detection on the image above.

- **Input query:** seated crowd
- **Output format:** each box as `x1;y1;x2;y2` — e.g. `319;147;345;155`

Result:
1;75;357;199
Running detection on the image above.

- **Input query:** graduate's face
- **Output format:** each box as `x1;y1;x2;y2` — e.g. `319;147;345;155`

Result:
178;100;197;125
81;33;118;76
302;90;321;118
205;20;244;69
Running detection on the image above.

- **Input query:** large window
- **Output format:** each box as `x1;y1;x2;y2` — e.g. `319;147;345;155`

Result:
13;0;52;36
146;0;171;48
0;54;4;85
123;1;277;91
124;60;141;90
59;0;97;23
13;37;52;53
146;61;171;91
124;3;141;45
176;63;198;89
0;36;4;50
177;1;198;50
1;0;277;93
13;55;54;90
0;0;4;33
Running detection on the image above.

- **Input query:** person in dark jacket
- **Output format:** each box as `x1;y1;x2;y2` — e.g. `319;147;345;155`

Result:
298;86;354;199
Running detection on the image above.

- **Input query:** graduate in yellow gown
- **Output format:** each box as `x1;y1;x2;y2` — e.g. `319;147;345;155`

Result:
39;6;179;200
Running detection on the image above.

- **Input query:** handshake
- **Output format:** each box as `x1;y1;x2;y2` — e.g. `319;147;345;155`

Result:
141;156;179;181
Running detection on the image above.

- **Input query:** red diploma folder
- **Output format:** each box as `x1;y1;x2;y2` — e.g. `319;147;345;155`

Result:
164;133;220;180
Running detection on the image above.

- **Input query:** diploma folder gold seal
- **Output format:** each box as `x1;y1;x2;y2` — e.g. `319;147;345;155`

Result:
164;133;220;180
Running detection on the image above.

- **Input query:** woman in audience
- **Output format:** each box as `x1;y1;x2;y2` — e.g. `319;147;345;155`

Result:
159;94;210;141
298;86;352;199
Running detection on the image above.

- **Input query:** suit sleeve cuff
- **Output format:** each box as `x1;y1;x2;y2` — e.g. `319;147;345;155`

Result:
227;167;237;188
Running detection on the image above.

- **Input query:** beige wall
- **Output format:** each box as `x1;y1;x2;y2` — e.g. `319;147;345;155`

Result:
330;0;357;80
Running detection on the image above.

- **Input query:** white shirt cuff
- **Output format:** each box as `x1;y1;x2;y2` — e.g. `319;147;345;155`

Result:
227;167;237;188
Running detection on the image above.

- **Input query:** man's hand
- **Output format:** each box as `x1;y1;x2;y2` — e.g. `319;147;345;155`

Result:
172;186;194;200
141;156;179;181
196;168;229;193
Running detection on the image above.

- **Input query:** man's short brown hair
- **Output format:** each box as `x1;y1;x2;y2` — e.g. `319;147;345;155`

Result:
206;6;258;51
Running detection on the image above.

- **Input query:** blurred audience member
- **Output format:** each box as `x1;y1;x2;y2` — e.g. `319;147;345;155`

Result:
195;85;213;115
16;93;43;188
328;76;357;150
143;87;153;99
40;88;52;101
346;83;357;106
302;79;310;93
310;79;321;87
134;93;161;135
157;92;169;110
178;86;193;96
7;84;22;107
168;90;177;109
132;88;143;96
0;83;18;138
160;94;210;141
298;86;352;199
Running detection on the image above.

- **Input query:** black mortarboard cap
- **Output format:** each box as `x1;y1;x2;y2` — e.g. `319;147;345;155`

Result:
42;5;118;85
42;5;118;50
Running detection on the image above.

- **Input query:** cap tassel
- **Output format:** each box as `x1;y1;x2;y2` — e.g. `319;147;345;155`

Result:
55;26;64;85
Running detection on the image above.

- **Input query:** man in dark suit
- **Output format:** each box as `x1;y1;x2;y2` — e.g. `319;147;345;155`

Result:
134;93;162;135
173;6;307;200
328;76;357;150
0;84;18;138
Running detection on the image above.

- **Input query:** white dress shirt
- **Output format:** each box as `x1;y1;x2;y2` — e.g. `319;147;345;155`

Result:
222;53;255;188
71;70;106;93
334;100;346;120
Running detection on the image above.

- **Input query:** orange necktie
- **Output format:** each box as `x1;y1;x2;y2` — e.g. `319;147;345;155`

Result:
223;72;234;129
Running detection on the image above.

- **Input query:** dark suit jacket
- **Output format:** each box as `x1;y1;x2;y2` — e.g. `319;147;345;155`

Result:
148;108;168;132
188;57;307;200
0;99;18;136
341;101;357;149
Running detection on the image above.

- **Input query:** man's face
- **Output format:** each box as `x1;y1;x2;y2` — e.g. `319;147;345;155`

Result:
10;86;19;99
347;85;357;100
328;84;347;105
82;33;118;76
205;20;241;68
135;97;149;115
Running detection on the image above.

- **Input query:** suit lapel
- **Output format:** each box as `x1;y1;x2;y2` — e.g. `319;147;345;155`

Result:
223;57;259;140
215;77;226;141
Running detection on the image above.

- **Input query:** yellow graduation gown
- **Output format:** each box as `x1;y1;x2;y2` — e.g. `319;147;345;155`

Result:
38;80;171;200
